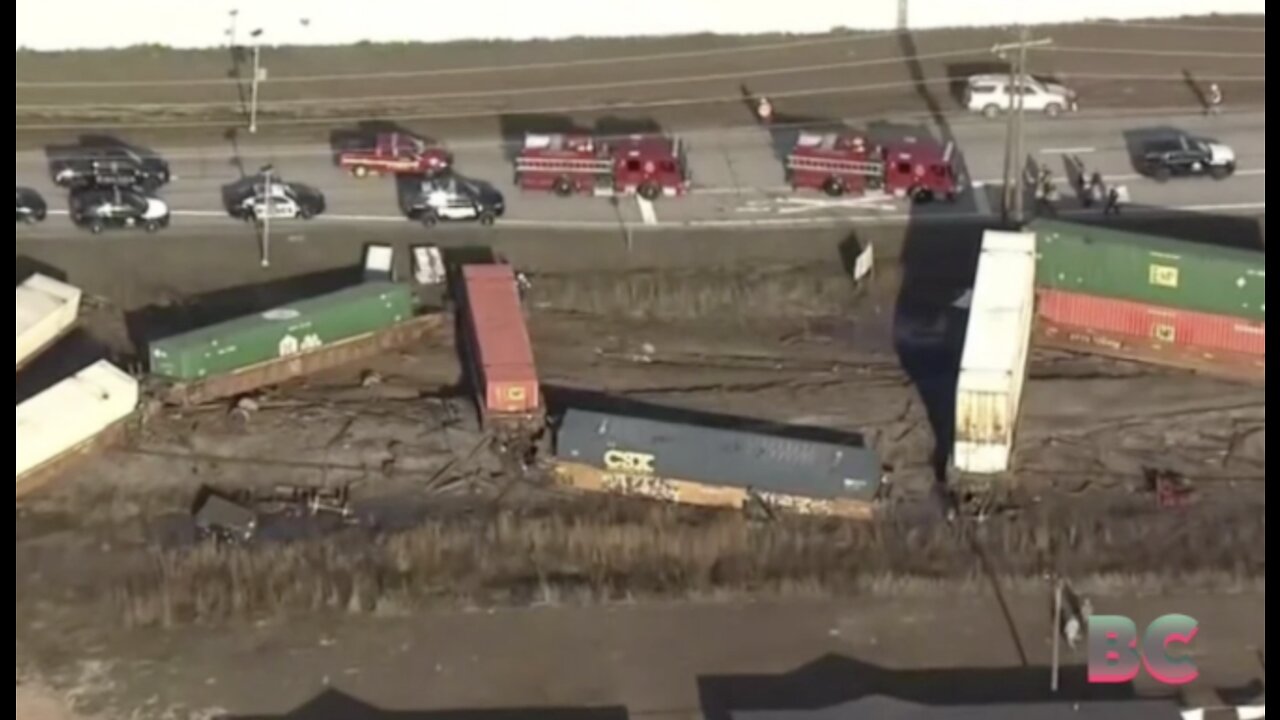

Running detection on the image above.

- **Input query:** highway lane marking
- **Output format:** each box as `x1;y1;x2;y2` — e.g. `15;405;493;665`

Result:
970;181;992;218
637;197;659;226
1040;147;1097;154
27;200;1263;237
975;168;1265;186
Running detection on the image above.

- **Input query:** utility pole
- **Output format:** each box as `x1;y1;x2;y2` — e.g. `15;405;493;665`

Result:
993;29;1053;226
1051;578;1064;693
227;9;239;49
249;29;265;134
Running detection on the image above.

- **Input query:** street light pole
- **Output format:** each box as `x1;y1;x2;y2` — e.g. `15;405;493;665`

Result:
249;29;264;134
259;165;274;268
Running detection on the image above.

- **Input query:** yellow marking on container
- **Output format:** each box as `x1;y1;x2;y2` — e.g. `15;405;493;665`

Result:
1149;264;1181;289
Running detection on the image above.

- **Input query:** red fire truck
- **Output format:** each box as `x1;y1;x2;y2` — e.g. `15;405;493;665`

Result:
336;133;453;178
786;132;960;202
513;133;689;200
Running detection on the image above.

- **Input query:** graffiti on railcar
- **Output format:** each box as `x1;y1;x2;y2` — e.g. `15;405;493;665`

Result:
601;472;680;503
755;490;837;516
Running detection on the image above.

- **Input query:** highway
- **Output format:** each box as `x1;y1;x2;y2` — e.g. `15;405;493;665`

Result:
14;109;1265;241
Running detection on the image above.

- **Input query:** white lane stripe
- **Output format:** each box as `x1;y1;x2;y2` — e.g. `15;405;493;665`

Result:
637;197;659;226
970;181;992;218
975;168;1265;186
35;201;1264;234
1040;147;1097;154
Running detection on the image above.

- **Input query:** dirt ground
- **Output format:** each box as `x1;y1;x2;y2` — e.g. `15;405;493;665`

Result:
15;16;1265;142
15;595;1266;719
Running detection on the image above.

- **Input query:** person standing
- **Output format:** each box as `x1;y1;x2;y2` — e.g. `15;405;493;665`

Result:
1088;172;1105;209
1104;185;1127;216
1036;169;1059;217
1207;82;1224;116
756;96;774;126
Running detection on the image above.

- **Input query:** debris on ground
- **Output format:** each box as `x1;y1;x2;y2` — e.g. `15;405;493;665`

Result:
193;489;258;543
1146;468;1196;509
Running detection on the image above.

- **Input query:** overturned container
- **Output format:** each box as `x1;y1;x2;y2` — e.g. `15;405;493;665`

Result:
554;408;884;519
953;230;1037;475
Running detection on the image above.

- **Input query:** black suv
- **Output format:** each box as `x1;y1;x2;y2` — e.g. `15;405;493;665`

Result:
69;187;171;234
1140;133;1237;182
49;146;171;190
16;187;47;224
397;172;505;227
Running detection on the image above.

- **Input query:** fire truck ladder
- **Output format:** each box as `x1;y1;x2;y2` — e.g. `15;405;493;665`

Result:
785;156;883;177
515;157;613;174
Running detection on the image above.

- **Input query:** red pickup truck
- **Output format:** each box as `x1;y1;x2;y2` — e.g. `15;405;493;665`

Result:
336;132;452;178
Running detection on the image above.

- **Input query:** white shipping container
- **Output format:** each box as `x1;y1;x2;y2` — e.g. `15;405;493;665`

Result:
953;231;1037;474
16;360;139;483
16;274;83;369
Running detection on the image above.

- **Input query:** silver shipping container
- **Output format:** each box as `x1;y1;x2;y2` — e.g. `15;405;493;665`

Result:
555;408;883;503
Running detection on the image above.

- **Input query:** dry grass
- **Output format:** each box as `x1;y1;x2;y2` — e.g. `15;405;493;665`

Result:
114;499;1265;627
527;266;858;321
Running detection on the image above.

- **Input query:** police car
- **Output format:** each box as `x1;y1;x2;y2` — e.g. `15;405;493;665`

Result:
69;187;170;234
16;187;47;224
399;173;505;227
1140;133;1237;181
228;181;327;221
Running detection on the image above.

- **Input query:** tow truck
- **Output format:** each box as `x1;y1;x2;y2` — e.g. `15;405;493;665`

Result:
335;132;452;178
513;133;689;200
785;132;960;203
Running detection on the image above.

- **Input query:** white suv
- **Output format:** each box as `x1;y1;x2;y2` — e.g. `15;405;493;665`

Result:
965;75;1079;119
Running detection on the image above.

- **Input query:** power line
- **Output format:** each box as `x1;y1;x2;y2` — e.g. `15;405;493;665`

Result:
17;73;1265;132
14;47;991;111
14;31;902;89
1080;19;1265;33
1047;47;1266;59
11;77;984;130
16;62;1265;115
1065;72;1265;81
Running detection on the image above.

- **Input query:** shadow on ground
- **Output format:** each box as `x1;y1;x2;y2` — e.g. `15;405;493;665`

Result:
16;255;68;285
893;220;982;483
124;265;362;355
226;689;629;720
15;329;116;405
697;654;1155;720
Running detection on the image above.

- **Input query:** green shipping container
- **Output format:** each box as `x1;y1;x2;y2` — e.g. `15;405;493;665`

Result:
150;283;415;380
1031;220;1265;322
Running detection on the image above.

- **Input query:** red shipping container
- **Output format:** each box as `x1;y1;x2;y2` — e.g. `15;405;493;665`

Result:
1037;289;1265;357
461;265;541;417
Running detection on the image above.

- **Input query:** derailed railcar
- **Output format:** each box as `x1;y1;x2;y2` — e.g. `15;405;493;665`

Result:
17;360;139;497
458;264;544;434
148;283;446;406
553;409;884;519
16;274;83;371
